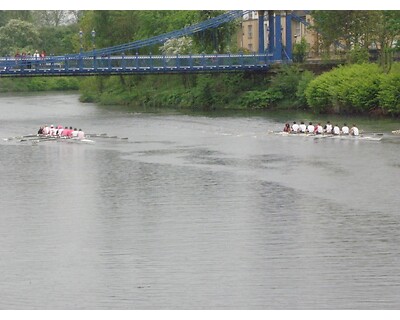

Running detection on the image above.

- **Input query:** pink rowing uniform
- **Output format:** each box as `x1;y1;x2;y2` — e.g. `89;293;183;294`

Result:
77;130;85;139
61;128;72;137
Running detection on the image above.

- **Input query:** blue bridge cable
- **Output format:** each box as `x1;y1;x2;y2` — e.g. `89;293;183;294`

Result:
68;10;250;59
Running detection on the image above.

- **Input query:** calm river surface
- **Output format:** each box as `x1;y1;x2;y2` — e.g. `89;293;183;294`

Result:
1;92;400;310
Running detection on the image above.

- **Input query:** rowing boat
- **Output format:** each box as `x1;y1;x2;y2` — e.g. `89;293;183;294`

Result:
4;134;95;144
272;131;383;141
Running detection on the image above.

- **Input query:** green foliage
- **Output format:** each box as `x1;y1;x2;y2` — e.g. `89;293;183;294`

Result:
159;37;193;55
293;37;308;63
295;70;315;108
305;63;383;113
239;90;283;109
378;71;400;115
191;11;240;53
39;25;79;55
311;10;400;70
268;65;304;100
0;77;79;92
347;45;370;64
0;19;40;56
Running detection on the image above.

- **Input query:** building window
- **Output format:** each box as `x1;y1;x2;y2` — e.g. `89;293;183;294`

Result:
247;25;253;39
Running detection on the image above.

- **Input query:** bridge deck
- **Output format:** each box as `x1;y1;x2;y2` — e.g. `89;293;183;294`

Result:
0;53;281;77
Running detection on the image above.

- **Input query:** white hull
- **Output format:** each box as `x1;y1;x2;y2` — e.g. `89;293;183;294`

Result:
5;134;95;144
273;131;383;141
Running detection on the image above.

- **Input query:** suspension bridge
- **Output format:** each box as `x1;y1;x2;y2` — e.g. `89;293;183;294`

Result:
0;10;307;77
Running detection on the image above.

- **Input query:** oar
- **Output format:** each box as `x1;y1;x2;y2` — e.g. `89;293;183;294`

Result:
86;133;108;137
86;133;128;140
21;137;56;142
4;134;38;141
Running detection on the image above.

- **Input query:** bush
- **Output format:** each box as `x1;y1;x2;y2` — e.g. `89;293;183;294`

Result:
295;70;315;108
293;37;308;63
305;63;382;113
378;72;400;115
0;76;79;92
239;89;283;109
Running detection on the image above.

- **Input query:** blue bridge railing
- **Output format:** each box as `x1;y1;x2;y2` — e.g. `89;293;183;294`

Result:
0;53;277;77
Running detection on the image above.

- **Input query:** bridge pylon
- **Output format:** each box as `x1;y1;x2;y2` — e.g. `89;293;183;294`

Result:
260;10;293;61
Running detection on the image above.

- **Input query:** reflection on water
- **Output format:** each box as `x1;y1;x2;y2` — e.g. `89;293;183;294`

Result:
1;93;400;309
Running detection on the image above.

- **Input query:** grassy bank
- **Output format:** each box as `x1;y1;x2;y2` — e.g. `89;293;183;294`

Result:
0;76;80;92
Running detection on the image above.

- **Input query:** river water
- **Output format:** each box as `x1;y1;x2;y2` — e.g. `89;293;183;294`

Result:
1;92;400;310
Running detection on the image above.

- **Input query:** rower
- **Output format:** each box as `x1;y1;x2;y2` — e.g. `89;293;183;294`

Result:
72;128;79;138
283;123;291;133
307;122;315;134
324;121;333;134
77;129;85;140
57;125;64;136
37;126;44;135
350;124;359;136
299;121;307;133
61;126;69;137
43;125;50;135
342;123;349;135
333;124;340;135
315;123;323;134
291;121;299;133
50;125;57;136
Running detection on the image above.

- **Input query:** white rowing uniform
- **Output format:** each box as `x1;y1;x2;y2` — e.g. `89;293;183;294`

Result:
325;124;332;133
292;123;299;133
77;130;85;139
50;127;58;136
43;126;50;135
342;125;349;135
316;125;323;134
307;124;315;133
72;129;79;138
333;126;340;135
351;126;359;136
299;123;307;133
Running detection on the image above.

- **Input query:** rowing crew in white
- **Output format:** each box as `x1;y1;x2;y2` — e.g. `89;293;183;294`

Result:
284;121;359;136
38;125;86;139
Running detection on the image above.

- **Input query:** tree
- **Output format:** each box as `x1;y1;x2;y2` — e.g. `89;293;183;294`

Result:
0;19;40;55
311;10;400;70
371;11;400;72
192;11;239;53
159;36;193;55
312;11;372;50
33;10;79;27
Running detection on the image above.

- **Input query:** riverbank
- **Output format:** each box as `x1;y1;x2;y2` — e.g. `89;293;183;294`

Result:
1;62;399;118
77;62;400;117
0;76;80;92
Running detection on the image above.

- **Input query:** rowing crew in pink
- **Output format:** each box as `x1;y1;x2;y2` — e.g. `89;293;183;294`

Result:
38;125;85;139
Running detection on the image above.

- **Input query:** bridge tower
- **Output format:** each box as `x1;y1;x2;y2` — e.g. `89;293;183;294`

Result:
261;10;293;61
257;10;266;54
